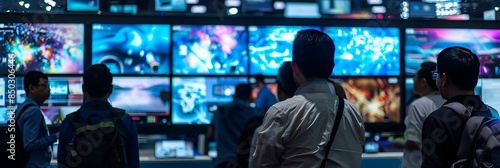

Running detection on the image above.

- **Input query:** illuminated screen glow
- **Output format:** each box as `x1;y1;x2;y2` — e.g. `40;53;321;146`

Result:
171;77;249;124
248;26;321;75
172;25;248;75
324;27;400;76
332;77;400;123
405;28;500;76
92;24;171;75
0;23;85;74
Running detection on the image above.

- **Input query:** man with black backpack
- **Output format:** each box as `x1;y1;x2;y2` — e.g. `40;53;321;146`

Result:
421;46;500;168
10;71;59;168
57;64;139;168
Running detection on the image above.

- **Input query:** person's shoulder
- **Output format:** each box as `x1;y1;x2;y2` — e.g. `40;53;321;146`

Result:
425;106;452;120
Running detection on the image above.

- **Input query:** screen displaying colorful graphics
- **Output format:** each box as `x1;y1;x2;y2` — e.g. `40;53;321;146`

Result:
0;78;5;107
172;25;248;75
480;79;500;112
171;77;249;124
405;28;500;76
324;27;400;76
248;26;321;75
0;23;85;74
109;77;170;114
332;77;400;123
92;24;171;74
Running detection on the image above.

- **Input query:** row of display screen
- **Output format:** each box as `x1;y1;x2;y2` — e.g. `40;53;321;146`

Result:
1;76;498;125
1;23;500;76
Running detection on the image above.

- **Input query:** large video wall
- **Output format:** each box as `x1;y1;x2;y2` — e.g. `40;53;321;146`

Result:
0;16;499;132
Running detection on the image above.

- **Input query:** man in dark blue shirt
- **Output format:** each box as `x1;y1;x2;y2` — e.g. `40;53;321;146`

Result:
207;83;259;168
57;64;139;168
17;71;58;168
254;74;277;116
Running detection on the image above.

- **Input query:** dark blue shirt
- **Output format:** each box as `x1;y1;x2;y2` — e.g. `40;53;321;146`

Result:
255;86;278;116
211;98;259;166
57;100;139;168
16;98;57;168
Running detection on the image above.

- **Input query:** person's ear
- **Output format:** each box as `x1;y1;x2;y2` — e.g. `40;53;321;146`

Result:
441;73;448;87
421;78;428;88
291;61;300;77
109;85;114;95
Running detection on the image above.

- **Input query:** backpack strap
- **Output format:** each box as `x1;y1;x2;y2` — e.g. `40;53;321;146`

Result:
320;96;344;168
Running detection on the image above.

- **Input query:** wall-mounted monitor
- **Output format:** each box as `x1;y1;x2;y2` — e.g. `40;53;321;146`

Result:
332;77;400;123
248;26;321;75
405;28;500;76
67;0;100;12
171;77;249;124
109;77;171;116
0;23;85;74
172;25;248;75
92;24;171;75
480;79;500;112
324;27;400;76
155;0;188;12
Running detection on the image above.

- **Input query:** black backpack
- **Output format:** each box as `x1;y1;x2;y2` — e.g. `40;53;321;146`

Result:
0;104;37;168
62;107;129;168
444;102;500;168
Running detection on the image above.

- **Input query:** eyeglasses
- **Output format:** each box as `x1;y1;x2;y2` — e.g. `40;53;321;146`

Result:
431;70;439;80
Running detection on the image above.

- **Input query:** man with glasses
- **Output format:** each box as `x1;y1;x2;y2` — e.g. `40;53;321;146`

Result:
421;46;495;167
402;62;445;168
16;70;59;168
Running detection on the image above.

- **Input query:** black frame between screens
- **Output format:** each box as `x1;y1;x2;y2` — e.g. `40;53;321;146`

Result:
1;13;500;135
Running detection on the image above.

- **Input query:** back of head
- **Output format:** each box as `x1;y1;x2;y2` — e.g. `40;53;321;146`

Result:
234;83;252;101
83;64;113;98
277;61;298;98
255;74;265;84
24;71;48;96
292;29;335;79
436;46;480;90
417;61;439;91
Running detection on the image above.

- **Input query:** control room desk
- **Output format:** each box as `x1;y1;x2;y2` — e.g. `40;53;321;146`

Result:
50;152;403;168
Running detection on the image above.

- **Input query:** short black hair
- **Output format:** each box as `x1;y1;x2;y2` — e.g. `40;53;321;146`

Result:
416;62;438;91
83;64;113;98
24;71;48;96
292;29;335;79
277;61;298;97
255;74;265;84
233;83;252;100
436;46;480;90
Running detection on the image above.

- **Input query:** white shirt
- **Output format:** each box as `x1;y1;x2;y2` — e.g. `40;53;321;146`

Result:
252;81;365;168
402;92;446;168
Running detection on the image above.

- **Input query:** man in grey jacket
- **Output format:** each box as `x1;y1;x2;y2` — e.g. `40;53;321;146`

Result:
253;29;365;168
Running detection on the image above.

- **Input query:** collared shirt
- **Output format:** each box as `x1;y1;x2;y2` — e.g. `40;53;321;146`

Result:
16;98;57;168
421;95;495;168
253;81;365;168
402;91;445;168
57;100;140;168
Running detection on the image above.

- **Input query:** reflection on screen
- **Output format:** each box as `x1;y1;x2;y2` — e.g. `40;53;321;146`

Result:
171;77;248;124
248;26;321;75
92;24;171;74
0;23;85;74
110;77;171;114
481;79;500;112
172;25;248;75
324;27;400;76
333;77;400;123
405;28;500;76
